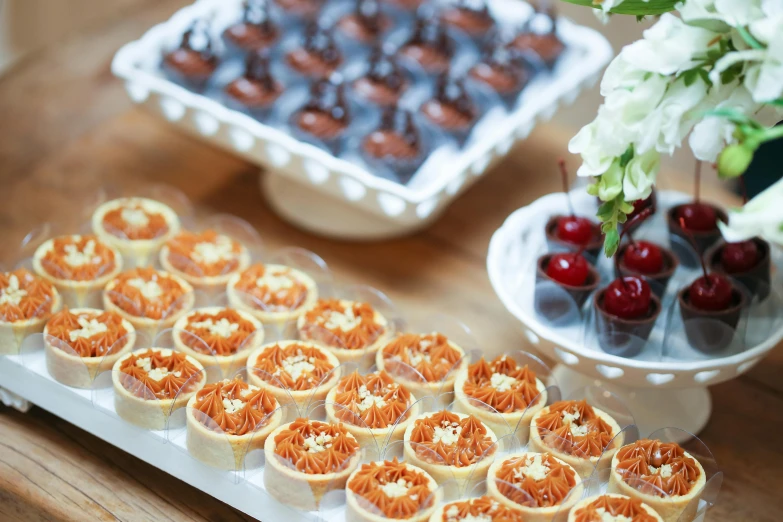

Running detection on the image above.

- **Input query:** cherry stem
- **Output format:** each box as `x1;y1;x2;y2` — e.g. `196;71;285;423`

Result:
678;217;711;286
694;160;702;203
739;176;748;205
558;159;575;217
615;207;653;290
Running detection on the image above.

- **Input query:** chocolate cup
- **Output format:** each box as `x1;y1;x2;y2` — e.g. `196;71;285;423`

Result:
593;290;661;358
706;238;771;301
545;215;603;265
678;285;746;354
615;244;679;299
535;254;600;322
666;204;728;268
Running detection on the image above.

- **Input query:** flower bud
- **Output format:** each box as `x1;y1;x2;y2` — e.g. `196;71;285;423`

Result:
718;144;754;178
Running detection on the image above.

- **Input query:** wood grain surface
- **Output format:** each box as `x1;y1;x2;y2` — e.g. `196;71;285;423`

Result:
0;1;781;521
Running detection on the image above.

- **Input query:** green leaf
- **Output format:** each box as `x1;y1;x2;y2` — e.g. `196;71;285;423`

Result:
619;146;635;168
604;229;620;257
586;183;599;196
559;0;677;16
697;69;713;87
682;69;698;87
768;98;783;107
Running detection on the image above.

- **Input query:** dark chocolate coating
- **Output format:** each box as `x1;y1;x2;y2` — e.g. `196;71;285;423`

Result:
535;254;600;324
706;238;771;301
544;215;603;265
678;285;745;354
666;203;728;268
615;243;679;299
593;289;661;358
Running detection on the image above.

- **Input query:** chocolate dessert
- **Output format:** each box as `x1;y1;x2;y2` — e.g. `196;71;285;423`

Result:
544;214;603;263
274;0;323;17
224;51;282;113
293;76;351;153
441;0;494;37
337;0;391;43
162;20;219;90
381;0;424;10
361;106;423;181
593;278;661;358
508;8;563;67
535;252;599;323
469;33;527;102
286;22;343;78
352;44;408;105
667;202;728;268
420;73;477;141
707;237;771;300
399;14;454;75
223;0;279;52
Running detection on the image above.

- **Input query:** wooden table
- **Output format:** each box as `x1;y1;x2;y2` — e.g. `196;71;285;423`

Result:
0;2;781;521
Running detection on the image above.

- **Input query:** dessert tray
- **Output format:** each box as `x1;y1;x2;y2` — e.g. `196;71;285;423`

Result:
1;187;722;522
487;189;783;440
111;0;612;239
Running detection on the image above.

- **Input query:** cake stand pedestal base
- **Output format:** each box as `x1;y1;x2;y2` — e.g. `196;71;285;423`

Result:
260;173;426;240
551;365;712;443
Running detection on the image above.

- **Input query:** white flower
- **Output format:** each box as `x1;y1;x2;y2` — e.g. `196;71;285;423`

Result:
678;0;765;28
623;149;660;201
640;79;709;155
595;160;625;201
620;14;721;76
600;55;649;96
569;120;616;177
689;83;758;161
597;73;668;148
719;177;783;245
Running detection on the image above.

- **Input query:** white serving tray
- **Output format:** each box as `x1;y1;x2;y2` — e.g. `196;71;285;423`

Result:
112;0;612;239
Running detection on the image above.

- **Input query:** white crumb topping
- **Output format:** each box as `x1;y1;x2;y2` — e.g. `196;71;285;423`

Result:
126;277;163;300
68;316;109;342
379;478;412;498
190;235;236;265
356;384;386;412
189;317;239;338
433;420;462;446
512;454;550;482
121;207;150;228
239;384;259;398
561;408;580;425
62;238;102;267
255;270;295;295
303;433;333;453
489;372;517;393
0;275;27;306
222;397;246;414
322;305;362;331
135;356;152;373
277;354;315;381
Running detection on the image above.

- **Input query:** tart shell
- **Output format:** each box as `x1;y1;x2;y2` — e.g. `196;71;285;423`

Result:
567;493;663;522
159;243;251;291
0;289;62;356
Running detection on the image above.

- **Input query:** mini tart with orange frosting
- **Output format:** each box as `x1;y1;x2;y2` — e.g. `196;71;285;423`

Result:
298;298;390;369
32;234;122;308
326;370;417;448
173;306;264;375
487;451;582;522
91;197;180;267
428;495;527;522
103;267;194;339
376;333;467;399
403;410;498;491
43;307;135;388
112;347;206;430
264;418;362;510
160;229;250;290
227;263;319;324
0;269;61;355
568;494;663;522
247;340;341;411
529;400;623;479
608;439;706;522
346;459;441;522
186;376;282;470
454;355;547;441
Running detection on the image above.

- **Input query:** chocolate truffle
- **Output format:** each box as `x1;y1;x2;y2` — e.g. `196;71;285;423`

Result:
469;34;527;99
223;0;279;52
508;9;564;67
361;105;424;181
337;0;392;43
274;0;323;17
294;77;351;151
441;0;494;37
224;51;282;112
352;44;409;105
420;73;477;135
399;14;454;75
162;20;219;89
286;22;343;78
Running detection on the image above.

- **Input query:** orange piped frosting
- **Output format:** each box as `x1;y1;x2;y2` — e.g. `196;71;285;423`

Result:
273;418;360;474
165;229;245;278
0;269;57;322
39;235;117;282
233;264;309;312
118;349;202;400
46;308;129;357
463;356;542;413
102;200;171;241
574;495;657;522
535;400;615;458
180;309;258;356
440;496;526;521
494;453;577;508
192;376;278;436
615;440;701;497
348;459;435;519
333;370;412;429
409;410;495;468
106;268;189;320
252;342;335;391
381;333;462;382
301;299;386;350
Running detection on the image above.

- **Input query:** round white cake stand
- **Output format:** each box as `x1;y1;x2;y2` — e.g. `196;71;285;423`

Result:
487;190;783;441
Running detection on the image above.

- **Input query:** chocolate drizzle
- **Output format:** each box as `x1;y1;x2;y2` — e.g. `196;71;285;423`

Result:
437;74;474;119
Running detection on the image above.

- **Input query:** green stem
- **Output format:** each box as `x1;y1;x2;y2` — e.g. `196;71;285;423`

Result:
737;26;764;50
558;0;677;15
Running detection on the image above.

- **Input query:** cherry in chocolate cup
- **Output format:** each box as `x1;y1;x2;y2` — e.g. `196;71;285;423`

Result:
224;51;283;117
706;238;771;301
286;22;343;79
593;288;661;358
420;73;478;145
535;254;599;324
468;35;528;106
223;0;279;53
398;15;454;75
440;0;495;38
162;20;219;91
352;45;409;106
291;76;351;155
615;243;679;299
336;0;392;44
666;203;728;268
274;0;323;18
360;106;425;183
545;215;603;264
678;282;746;354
